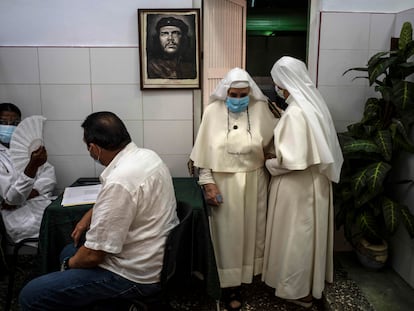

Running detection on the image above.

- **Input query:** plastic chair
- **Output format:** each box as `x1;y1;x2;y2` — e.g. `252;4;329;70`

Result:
130;200;193;311
0;216;38;311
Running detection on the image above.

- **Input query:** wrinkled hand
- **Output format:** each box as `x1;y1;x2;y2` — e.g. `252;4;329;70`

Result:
203;183;223;207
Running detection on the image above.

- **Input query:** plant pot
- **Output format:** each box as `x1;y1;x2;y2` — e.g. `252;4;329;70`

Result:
354;238;388;270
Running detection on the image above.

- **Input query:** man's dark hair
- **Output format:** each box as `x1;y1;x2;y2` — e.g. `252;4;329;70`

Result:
0;103;21;118
81;111;131;151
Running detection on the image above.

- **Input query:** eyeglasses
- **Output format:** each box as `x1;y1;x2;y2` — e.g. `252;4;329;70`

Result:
0;119;20;126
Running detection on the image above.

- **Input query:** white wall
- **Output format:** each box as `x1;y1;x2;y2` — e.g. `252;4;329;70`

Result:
0;47;195;191
321;0;414;13
390;6;414;284
0;0;193;46
316;8;414;133
0;0;198;192
308;0;414;90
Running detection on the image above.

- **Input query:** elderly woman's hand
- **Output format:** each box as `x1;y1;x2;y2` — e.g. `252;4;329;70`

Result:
202;183;223;207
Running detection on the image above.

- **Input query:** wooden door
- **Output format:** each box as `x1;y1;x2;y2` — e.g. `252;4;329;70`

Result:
202;0;247;108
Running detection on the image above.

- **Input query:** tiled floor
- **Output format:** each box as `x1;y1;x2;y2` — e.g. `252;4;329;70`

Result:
0;258;325;311
1;252;414;310
332;252;414;311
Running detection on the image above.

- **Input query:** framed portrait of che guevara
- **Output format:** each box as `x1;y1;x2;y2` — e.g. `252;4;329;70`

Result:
138;9;201;90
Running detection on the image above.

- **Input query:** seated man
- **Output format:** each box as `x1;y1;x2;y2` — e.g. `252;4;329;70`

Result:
19;111;179;310
0;103;56;243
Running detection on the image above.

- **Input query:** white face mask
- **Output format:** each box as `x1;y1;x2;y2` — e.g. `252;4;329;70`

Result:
275;85;285;99
88;145;102;165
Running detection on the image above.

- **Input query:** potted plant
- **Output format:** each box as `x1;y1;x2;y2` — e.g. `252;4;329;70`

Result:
334;21;414;268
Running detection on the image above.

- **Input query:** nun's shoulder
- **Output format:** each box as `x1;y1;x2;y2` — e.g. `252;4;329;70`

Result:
203;100;226;114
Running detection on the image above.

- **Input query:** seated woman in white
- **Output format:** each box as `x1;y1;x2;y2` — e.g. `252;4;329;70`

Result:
0;103;56;243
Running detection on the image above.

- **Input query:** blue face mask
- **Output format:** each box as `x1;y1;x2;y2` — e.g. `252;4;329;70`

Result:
225;96;250;113
0;125;16;144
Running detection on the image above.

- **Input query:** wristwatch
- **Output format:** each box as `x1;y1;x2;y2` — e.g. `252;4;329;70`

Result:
61;257;71;271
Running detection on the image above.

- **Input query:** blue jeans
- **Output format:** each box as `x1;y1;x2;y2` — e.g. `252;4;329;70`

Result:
19;244;161;311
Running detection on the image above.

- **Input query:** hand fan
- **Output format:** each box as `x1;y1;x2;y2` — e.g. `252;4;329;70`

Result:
9;115;47;172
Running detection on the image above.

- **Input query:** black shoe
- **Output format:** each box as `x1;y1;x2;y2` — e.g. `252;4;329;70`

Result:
223;287;242;311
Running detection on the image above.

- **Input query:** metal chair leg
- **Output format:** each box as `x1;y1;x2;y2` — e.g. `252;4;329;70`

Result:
4;245;19;311
5;240;35;311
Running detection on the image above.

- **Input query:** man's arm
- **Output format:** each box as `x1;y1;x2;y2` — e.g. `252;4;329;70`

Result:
71;208;93;247
65;245;106;269
66;183;135;269
65;208;106;269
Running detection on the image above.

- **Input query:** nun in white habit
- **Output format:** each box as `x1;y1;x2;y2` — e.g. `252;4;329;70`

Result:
190;68;278;309
262;56;343;308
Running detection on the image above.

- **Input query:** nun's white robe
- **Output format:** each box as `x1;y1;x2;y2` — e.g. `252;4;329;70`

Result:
190;99;277;287
262;101;334;299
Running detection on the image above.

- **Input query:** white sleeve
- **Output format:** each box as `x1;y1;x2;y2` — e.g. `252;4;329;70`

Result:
197;168;215;185
85;183;135;254
3;172;35;205
4;163;56;205
0;159;14;201
32;163;57;195
265;158;291;176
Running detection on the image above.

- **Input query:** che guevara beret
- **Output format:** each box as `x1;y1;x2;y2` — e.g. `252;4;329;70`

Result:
156;16;188;34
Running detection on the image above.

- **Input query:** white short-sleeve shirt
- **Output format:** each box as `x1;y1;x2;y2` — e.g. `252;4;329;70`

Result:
85;142;178;284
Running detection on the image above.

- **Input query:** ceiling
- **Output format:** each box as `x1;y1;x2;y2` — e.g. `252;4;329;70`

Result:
246;0;309;36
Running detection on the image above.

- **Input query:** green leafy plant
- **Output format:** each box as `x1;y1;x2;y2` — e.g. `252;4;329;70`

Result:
334;21;414;246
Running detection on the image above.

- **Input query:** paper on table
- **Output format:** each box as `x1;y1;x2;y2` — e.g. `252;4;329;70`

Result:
61;184;102;207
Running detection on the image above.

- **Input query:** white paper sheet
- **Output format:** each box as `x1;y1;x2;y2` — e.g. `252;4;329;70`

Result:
61;184;102;207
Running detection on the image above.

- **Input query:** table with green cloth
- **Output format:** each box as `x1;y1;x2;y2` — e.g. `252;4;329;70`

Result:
37;177;221;300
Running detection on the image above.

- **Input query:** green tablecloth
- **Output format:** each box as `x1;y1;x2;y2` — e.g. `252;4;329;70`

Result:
37;177;221;300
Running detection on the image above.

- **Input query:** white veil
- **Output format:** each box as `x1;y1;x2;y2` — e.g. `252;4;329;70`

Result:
271;56;343;182
209;67;268;103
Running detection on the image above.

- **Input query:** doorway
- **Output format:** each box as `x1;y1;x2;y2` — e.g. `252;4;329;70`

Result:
246;0;309;101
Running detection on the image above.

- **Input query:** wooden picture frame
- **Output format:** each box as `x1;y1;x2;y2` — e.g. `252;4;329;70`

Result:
137;9;201;90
